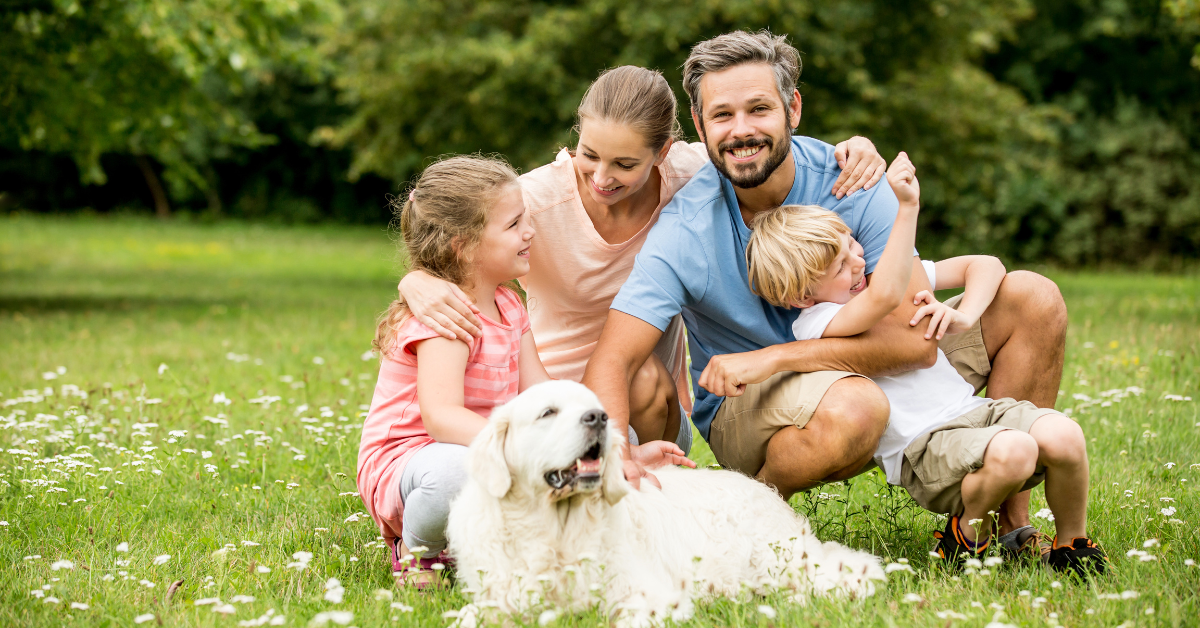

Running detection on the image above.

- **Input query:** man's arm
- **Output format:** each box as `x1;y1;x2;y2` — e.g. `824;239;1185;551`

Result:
698;258;937;397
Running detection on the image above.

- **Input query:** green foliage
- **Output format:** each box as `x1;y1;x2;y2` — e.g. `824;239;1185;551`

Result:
0;0;340;200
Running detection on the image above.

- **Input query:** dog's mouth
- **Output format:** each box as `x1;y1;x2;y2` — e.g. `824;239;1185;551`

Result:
544;439;604;496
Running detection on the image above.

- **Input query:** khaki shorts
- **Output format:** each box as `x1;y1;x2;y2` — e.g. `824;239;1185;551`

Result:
900;398;1058;515
707;293;993;477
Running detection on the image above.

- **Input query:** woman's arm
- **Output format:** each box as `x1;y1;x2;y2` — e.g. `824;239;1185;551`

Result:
822;153;920;338
398;270;483;342
517;331;552;392
414;337;489;446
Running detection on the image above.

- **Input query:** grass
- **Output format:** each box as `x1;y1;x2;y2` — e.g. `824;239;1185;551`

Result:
1;214;1197;627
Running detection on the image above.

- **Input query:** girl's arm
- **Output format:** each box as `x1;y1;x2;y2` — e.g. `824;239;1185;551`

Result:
822;152;921;338
908;255;1006;340
414;337;489;446
517;331;552;392
399;270;483;342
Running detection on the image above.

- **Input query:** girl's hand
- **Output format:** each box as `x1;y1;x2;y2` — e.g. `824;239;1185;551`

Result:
886;151;920;206
630;441;697;470
910;290;975;340
398;271;482;342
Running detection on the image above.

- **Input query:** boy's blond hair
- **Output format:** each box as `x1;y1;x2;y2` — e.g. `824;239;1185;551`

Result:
745;205;850;308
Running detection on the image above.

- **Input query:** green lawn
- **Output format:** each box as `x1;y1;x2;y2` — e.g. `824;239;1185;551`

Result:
1;215;1197;627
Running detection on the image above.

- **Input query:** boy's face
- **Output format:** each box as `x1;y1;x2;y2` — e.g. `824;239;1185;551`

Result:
797;233;867;307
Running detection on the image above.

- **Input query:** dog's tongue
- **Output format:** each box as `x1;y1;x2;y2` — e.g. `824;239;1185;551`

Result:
575;457;602;475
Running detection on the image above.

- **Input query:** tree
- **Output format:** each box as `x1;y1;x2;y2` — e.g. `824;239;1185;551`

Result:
0;0;339;216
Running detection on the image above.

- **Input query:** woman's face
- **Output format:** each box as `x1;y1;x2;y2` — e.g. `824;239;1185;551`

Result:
574;119;670;207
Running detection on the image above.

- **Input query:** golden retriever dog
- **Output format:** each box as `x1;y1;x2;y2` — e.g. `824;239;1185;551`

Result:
446;381;884;626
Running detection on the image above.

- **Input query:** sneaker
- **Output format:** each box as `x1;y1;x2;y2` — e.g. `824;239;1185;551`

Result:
1001;525;1052;564
391;539;448;590
932;514;990;565
1048;536;1108;578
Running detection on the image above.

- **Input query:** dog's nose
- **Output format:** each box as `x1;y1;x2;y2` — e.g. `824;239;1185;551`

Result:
580;409;607;428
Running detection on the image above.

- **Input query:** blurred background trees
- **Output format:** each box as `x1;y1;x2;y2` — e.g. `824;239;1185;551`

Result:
2;0;1197;266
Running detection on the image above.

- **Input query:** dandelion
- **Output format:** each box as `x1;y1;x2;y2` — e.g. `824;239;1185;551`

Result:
757;605;777;619
134;614;156;624
153;554;171;565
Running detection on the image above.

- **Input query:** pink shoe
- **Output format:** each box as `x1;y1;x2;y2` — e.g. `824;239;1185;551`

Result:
391;540;451;590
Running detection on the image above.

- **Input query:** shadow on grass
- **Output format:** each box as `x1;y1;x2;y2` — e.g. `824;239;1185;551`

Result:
0;294;243;314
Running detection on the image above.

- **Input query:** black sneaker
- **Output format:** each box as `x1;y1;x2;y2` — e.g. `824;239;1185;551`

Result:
1048;536;1108;578
1001;525;1052;564
933;514;990;565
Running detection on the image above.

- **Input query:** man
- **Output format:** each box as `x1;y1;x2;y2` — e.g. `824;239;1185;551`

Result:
581;30;1066;556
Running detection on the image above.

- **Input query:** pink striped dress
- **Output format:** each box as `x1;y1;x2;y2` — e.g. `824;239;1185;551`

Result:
357;286;529;542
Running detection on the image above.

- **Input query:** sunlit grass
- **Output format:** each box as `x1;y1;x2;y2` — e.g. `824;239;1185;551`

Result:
2;215;1197;627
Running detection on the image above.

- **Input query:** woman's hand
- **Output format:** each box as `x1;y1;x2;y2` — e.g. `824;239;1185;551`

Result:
910;290;974;340
398;270;482;342
832;136;888;199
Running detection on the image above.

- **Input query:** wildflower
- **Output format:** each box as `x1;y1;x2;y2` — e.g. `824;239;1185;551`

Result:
1051;581;1062;588
1033;508;1055;521
984;556;1003;567
1184;559;1195;567
538;610;558;626
242;541;261;546
885;562;914;574
1161;507;1177;517
214;393;232;406
361;351;375;361
1145;607;1155;615
309;611;353;626
343;513;361;523
44;597;61;604
324;578;345;603
232;595;256;603
50;560;74;571
313;356;325;365
1122;590;1139;599
373;589;393;601
153;554;171;565
195;598;222;606
71;602;89;610
257;566;271;573
902;593;924;603
757;605;777;619
213;604;237;614
1018;590;1030;597
390;603;413;612
134;614;156;624
158;364;169;375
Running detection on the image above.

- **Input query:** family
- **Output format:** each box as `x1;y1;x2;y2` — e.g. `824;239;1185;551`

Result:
356;30;1108;591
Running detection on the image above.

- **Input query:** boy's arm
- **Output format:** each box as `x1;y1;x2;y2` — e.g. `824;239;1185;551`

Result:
414;337;489;446
931;255;1006;325
517;331;552;392
698;258;936;397
822;153;920;338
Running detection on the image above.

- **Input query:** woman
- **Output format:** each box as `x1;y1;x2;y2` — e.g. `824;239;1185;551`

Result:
397;66;884;455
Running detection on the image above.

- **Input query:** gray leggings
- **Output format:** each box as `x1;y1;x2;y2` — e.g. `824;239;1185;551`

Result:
400;443;469;554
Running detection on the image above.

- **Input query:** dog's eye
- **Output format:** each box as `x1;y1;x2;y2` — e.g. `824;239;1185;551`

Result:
538;407;557;420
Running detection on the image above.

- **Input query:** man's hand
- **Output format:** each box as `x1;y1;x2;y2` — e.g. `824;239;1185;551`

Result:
832;136;888;199
631;441;696;470
697;348;777;398
910;290;974;340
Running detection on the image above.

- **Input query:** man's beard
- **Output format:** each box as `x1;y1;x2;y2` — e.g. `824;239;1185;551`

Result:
705;125;792;189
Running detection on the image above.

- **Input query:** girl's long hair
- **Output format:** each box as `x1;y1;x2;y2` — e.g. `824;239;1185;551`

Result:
374;155;519;356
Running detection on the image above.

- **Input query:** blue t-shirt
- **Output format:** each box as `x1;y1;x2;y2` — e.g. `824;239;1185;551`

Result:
610;135;901;440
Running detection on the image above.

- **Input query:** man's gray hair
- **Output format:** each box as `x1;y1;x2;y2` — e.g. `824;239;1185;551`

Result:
682;30;802;120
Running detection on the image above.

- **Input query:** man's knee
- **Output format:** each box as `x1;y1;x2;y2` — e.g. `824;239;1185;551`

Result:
1001;270;1067;333
629;359;662;414
815;377;889;445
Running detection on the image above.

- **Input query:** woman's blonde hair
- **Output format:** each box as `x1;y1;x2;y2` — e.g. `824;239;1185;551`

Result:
374;154;520;355
745;205;850;308
576;65;682;151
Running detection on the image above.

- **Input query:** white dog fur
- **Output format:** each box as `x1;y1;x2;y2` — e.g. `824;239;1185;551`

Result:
446;380;885;626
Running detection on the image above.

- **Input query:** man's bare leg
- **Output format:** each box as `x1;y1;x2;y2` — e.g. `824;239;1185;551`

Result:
628;354;681;444
977;270;1069;535
756;377;889;500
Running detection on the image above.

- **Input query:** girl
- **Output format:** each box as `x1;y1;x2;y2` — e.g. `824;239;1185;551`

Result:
396;66;887;463
357;155;550;588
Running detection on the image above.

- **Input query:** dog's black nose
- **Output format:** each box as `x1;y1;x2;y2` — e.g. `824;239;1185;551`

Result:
580;409;607;428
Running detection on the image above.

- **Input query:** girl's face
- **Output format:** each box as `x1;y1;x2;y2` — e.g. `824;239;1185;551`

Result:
798;233;867;307
574;119;670;207
475;184;535;284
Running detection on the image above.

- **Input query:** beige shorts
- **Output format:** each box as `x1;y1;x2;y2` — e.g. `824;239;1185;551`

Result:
707;293;993;477
901;398;1058;515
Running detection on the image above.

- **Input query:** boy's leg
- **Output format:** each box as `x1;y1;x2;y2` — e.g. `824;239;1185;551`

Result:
959;430;1039;542
1027;414;1089;542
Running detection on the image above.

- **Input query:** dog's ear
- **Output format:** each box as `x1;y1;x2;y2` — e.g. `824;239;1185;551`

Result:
469;402;513;498
601;425;630;505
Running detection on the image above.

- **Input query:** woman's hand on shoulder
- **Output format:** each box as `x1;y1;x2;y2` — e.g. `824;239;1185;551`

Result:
832;136;887;199
398;270;482;342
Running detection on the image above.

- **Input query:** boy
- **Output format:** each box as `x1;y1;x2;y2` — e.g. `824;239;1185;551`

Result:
744;152;1107;577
